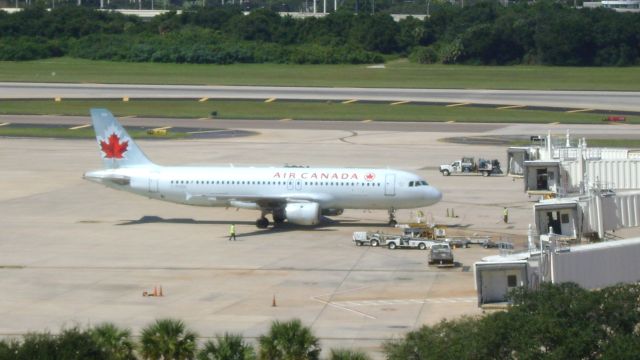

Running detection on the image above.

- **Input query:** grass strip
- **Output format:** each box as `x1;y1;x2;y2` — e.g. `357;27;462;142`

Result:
1;58;640;91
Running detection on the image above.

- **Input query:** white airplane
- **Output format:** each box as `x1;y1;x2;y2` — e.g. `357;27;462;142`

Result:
84;109;442;228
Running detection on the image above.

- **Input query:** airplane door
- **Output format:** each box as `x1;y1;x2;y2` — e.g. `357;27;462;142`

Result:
295;180;302;191
287;179;294;191
148;172;159;193
384;174;396;196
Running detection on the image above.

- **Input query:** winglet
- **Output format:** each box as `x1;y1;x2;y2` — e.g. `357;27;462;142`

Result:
90;108;154;169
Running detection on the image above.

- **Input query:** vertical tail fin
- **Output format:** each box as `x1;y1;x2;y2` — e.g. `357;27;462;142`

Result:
90;108;154;169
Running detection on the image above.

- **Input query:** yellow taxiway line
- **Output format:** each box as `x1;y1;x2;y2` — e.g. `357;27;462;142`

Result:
342;99;358;104
0;122;10;127
497;105;526;110
152;126;173;131
198;97;209;102
279;118;292;122
446;102;470;108
265;98;276;103
566;108;593;113
69;124;91;130
390;100;409;106
54;97;62;102
361;119;373;123
122;97;130;102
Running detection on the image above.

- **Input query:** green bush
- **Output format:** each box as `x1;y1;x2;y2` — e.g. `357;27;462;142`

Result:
409;46;438;64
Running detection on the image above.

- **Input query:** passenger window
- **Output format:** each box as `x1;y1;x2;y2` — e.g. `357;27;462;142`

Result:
409;181;414;187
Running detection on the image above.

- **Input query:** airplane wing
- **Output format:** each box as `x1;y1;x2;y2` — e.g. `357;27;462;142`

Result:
186;193;332;209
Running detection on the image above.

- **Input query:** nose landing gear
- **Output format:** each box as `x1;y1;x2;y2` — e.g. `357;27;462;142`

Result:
388;208;397;227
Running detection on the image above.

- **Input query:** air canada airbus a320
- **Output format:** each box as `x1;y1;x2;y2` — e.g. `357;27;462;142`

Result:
84;109;442;228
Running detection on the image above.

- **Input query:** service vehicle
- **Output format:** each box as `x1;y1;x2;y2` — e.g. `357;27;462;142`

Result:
439;157;502;177
401;223;446;239
352;231;399;247
428;243;455;266
385;235;435;250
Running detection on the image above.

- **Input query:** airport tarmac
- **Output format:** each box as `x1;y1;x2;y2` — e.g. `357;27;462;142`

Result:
0;122;637;357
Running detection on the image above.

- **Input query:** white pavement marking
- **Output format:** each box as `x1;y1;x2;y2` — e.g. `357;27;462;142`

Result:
342;99;358;104
186;130;227;135
330;296;476;307
390;100;409;106
0;122;10;127
264;97;276;103
198;97;208;102
279;118;292;122
69;124;91;130
361;119;372;123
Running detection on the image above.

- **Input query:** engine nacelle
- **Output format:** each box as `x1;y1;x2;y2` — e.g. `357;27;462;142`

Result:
321;208;344;216
285;202;321;225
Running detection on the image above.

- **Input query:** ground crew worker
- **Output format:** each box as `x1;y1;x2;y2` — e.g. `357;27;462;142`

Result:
503;207;509;224
229;223;236;241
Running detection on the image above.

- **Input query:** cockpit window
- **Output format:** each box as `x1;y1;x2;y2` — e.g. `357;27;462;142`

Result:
410;180;429;187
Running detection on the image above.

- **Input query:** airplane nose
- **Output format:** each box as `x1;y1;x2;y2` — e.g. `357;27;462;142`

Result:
427;186;442;204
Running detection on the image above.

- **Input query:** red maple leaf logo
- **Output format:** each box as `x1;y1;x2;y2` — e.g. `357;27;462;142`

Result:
100;133;129;159
365;173;375;181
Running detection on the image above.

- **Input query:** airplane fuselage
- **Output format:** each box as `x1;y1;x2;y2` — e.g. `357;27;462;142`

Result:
85;166;441;210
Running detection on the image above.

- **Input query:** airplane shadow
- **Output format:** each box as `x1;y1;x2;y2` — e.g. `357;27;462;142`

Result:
116;216;401;238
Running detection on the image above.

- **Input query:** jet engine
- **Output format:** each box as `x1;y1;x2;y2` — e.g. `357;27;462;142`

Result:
285;202;321;225
321;208;344;216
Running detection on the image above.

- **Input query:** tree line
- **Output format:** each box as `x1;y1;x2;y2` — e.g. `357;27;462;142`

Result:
1;282;640;359
0;318;370;360
0;2;639;65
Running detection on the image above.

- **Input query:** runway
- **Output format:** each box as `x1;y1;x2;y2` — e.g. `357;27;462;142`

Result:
2;82;640;112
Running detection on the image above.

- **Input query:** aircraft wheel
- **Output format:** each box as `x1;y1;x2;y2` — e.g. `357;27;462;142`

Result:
256;217;270;229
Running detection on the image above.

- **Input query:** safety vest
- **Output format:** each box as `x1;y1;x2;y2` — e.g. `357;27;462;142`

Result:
229;225;235;234
503;208;508;216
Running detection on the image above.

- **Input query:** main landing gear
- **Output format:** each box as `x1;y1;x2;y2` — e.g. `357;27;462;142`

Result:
256;210;286;228
256;217;269;229
388;208;397;227
256;210;270;228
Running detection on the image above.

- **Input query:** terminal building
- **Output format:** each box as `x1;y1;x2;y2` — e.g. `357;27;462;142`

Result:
475;132;640;307
507;131;640;241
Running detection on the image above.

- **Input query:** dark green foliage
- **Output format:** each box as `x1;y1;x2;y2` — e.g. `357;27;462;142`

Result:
140;318;198;360
258;319;320;360
3;328;108;360
329;348;371;360
2;4;639;65
384;282;640;360
197;333;256;360
90;323;136;360
409;46;438;64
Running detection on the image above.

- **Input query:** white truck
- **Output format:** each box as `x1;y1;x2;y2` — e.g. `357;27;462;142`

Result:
353;231;399;247
385;236;435;250
439;157;501;177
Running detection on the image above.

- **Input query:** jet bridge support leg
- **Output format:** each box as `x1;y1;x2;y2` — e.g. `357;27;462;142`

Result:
388;208;397;227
